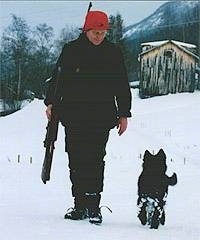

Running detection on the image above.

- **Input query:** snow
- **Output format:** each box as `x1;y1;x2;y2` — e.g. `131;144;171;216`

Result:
123;13;163;39
123;26;141;38
0;99;31;113
172;40;196;49
123;1;199;40
140;40;198;59
122;4;165;39
141;40;169;47
178;1;199;9
0;89;200;240
141;40;196;49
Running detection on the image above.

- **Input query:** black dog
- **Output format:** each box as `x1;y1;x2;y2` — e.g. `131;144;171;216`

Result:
137;149;177;229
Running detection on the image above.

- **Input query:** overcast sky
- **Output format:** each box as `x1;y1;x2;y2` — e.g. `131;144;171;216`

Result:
0;1;167;37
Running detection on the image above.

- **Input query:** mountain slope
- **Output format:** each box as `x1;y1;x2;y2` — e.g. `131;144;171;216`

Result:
123;1;199;40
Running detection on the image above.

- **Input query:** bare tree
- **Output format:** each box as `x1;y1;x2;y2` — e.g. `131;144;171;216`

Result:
55;25;80;56
0;14;32;112
31;23;55;98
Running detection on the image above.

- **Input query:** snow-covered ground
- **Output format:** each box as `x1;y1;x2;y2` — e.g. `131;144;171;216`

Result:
0;89;200;240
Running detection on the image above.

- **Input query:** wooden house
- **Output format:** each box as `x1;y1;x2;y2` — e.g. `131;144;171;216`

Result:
138;40;199;98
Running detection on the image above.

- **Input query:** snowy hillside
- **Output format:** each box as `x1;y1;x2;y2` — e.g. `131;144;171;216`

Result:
123;1;199;39
0;89;200;240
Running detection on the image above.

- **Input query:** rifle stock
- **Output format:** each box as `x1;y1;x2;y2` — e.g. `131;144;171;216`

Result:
41;108;59;184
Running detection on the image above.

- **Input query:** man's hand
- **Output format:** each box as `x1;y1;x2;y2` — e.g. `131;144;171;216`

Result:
117;117;128;136
46;104;53;121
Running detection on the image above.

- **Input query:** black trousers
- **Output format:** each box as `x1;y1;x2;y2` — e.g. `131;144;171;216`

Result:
64;124;110;197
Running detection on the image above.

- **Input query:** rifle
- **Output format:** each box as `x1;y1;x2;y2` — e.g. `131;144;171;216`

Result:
41;67;61;184
87;2;92;13
80;2;92;32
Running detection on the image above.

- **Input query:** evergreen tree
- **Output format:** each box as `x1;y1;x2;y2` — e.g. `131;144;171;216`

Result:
115;13;123;43
107;13;123;44
107;15;115;43
106;13;134;82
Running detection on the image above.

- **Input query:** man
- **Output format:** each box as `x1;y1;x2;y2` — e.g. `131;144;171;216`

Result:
44;10;132;224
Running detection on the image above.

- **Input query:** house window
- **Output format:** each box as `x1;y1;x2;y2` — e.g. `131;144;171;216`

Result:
164;49;173;58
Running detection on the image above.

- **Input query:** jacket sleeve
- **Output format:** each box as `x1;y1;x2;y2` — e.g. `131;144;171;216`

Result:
44;44;67;106
115;47;132;118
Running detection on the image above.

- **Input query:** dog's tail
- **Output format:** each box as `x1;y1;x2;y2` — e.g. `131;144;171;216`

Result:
167;173;177;186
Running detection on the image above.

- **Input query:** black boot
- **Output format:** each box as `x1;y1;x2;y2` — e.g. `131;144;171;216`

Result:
86;193;102;224
64;207;87;220
88;207;102;224
64;208;87;220
64;196;87;220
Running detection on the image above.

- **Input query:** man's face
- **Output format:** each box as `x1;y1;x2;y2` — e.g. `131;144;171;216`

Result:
86;29;107;45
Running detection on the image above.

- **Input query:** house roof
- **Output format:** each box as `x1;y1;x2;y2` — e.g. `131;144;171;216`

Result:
140;40;199;60
141;40;196;49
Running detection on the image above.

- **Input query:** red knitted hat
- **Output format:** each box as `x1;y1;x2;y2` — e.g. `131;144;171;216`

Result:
83;11;109;31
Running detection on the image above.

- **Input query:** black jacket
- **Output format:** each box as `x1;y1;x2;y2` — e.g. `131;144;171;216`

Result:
44;33;132;127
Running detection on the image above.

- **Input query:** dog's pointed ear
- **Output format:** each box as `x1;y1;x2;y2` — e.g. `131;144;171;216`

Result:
157;148;166;159
143;150;151;160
